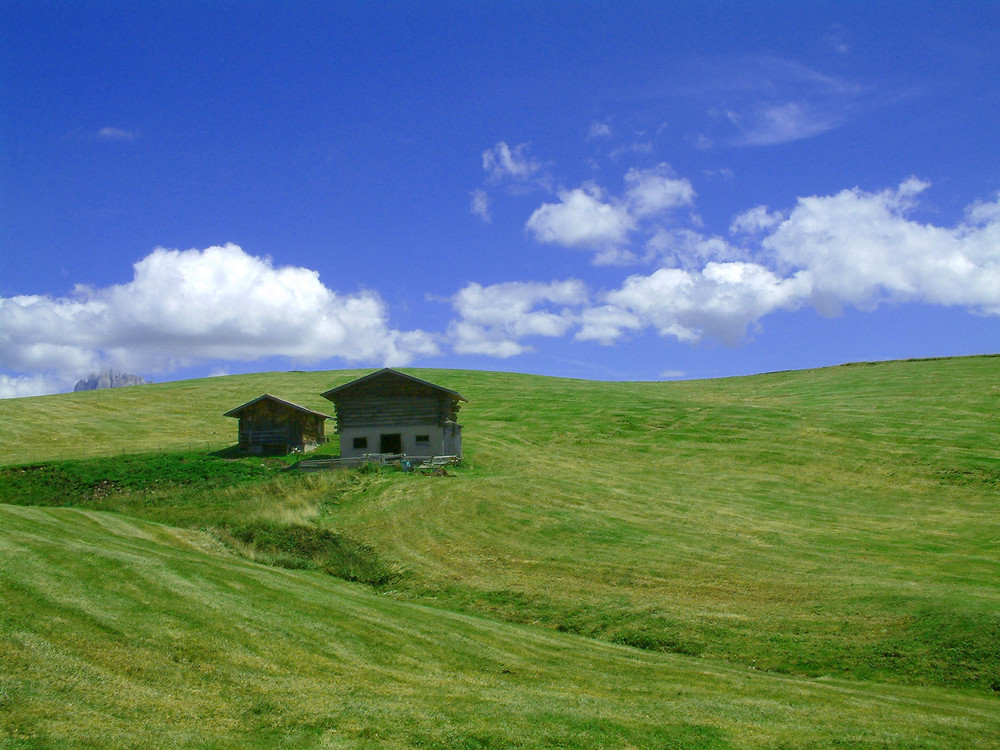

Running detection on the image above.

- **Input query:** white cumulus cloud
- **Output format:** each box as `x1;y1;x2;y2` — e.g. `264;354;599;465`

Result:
525;185;637;264
0;244;439;397
595;262;812;345
729;205;785;235
645;227;746;268
624;164;695;217
525;165;697;265
448;280;587;357
764;178;1000;315
450;179;1000;357
0;374;74;400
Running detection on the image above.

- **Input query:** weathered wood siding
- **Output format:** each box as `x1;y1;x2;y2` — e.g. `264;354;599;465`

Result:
333;395;456;431
236;400;325;451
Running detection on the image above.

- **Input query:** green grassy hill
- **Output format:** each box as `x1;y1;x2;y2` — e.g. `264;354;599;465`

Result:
2;356;999;747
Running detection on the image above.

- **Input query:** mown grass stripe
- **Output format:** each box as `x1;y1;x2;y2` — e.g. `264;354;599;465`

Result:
3;505;998;749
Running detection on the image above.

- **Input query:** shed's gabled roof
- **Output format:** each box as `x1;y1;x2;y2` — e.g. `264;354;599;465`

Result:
224;394;332;419
320;368;467;402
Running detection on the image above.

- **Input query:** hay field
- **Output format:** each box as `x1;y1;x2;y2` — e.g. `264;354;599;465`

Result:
2;356;998;747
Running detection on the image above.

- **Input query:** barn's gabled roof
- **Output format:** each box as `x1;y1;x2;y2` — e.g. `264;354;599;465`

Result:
320;368;467;403
224;394;332;419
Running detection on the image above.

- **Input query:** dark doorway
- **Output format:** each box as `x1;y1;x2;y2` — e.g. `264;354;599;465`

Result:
380;433;402;454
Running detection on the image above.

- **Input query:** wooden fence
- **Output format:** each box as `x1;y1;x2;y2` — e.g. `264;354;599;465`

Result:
297;453;460;473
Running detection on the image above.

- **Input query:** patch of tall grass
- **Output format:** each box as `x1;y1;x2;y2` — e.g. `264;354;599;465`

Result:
212;520;400;586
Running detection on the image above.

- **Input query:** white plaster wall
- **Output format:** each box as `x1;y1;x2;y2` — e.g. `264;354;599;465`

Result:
338;424;446;458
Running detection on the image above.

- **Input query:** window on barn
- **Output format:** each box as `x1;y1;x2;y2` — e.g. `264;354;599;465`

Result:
353;437;368;450
416;434;430;444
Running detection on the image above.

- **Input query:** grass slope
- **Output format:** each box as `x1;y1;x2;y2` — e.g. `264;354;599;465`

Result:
2;356;999;745
0;369;357;464
324;358;1000;690
3;504;998;749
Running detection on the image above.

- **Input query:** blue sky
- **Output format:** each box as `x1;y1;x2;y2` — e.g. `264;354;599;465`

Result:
2;1;999;397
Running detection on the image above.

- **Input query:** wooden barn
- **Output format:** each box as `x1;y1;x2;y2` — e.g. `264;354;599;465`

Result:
321;369;466;459
224;394;330;455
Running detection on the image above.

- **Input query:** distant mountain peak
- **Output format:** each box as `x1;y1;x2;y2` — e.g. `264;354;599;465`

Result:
73;369;150;392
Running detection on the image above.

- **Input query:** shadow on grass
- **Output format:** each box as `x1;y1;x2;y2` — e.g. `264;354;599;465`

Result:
211;444;244;459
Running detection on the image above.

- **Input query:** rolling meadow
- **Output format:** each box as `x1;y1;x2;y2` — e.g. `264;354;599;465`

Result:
1;356;998;748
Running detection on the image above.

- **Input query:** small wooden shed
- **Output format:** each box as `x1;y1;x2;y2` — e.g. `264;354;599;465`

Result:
320;369;466;459
224;394;330;455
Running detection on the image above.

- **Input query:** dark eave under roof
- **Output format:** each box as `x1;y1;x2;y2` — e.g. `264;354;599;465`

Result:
224;393;332;419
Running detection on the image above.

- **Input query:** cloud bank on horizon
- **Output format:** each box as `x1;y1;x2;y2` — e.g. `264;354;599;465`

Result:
458;166;1000;355
3;169;999;398
0;245;439;397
